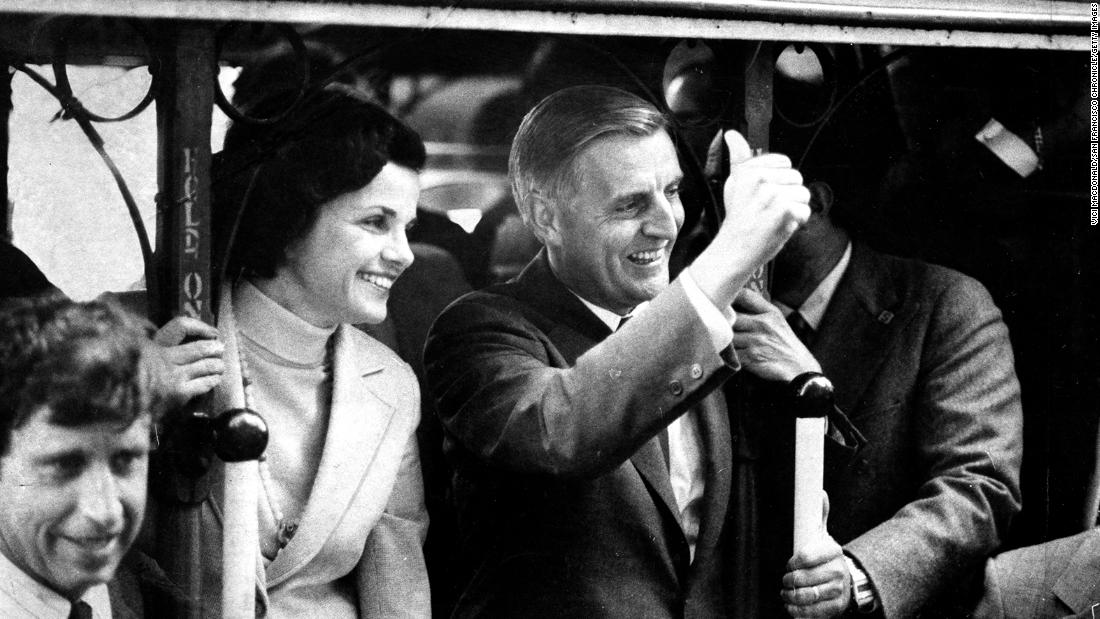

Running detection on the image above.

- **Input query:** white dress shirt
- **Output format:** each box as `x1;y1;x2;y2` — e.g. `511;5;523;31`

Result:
573;269;736;562
0;551;111;619
773;243;852;329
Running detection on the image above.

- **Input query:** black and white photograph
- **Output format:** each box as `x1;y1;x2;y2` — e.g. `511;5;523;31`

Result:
0;1;1095;617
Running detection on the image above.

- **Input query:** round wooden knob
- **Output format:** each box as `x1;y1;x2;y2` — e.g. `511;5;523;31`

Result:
211;408;269;462
789;372;834;418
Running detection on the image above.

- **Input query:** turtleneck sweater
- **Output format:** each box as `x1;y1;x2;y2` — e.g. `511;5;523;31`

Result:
234;279;337;562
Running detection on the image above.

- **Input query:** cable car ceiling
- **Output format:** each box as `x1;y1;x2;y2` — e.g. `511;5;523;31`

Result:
0;0;1089;51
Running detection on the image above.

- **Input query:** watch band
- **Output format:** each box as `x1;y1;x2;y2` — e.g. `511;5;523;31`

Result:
844;555;879;613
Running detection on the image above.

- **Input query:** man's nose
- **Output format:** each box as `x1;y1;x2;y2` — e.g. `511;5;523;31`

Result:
77;468;124;530
642;195;682;239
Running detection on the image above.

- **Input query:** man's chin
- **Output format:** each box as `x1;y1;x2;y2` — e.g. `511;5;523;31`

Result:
635;276;670;300
52;546;124;592
45;566;115;600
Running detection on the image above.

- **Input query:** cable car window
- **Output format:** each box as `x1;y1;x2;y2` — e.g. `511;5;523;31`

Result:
6;64;236;300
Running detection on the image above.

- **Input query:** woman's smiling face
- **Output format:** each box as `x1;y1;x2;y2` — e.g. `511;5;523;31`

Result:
264;163;420;328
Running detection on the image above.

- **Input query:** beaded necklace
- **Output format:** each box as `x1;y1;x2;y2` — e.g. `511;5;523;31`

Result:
238;345;299;551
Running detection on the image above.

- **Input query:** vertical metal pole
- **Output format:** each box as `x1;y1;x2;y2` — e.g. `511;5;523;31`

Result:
153;22;216;619
743;43;774;295
744;42;773;154
156;24;215;327
2;63;13;238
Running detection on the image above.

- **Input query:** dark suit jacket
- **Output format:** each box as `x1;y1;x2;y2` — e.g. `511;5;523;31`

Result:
424;251;740;618
814;243;1024;617
973;527;1100;619
107;551;192;619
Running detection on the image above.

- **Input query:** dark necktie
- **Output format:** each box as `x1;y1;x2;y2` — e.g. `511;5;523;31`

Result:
69;600;93;619
787;310;814;346
618;314;670;471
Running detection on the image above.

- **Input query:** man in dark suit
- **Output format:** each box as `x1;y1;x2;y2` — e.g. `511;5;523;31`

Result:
733;186;1024;617
424;85;854;617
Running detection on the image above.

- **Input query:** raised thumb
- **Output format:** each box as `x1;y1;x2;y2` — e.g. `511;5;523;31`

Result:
724;129;753;165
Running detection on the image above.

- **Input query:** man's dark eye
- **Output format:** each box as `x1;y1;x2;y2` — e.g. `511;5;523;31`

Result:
111;451;146;476
46;455;84;482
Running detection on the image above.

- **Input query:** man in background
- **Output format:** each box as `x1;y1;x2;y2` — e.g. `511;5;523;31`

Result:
735;184;1024;617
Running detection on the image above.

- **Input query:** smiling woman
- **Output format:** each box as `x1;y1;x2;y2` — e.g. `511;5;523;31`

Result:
252;163;418;328
191;87;431;618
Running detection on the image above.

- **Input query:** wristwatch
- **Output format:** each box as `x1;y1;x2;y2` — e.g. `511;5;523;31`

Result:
844;555;879;614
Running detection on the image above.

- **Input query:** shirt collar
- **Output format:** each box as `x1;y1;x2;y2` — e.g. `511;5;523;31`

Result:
774;242;852;330
571;292;648;331
0;551;111;618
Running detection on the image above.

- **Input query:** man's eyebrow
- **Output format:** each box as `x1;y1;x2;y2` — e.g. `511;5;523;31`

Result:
114;446;150;458
31;449;86;466
610;190;649;206
360;206;396;218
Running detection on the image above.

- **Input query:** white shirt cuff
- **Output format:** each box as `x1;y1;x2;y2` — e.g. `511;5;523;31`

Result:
680;267;735;352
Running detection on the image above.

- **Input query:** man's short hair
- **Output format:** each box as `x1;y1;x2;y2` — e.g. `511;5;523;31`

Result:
508;85;669;224
0;294;169;456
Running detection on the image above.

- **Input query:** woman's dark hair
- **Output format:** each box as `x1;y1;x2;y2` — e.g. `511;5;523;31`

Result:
0;293;169;456
214;88;426;279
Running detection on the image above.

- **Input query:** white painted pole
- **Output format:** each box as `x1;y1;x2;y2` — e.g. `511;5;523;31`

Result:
216;285;258;619
789;374;833;553
221;461;259;619
793;416;827;551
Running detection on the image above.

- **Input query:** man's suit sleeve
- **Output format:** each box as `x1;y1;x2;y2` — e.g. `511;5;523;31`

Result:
425;278;737;479
845;274;1024;617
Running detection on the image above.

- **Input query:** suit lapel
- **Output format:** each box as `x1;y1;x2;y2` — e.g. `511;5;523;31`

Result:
813;243;916;413
514;252;682;524
264;325;397;586
513;250;617;345
630;438;682;525
688;391;732;572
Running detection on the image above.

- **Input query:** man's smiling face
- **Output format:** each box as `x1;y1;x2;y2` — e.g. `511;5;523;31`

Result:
0;408;150;600
546;130;685;314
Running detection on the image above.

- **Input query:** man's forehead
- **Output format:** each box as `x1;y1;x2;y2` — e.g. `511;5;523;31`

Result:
14;408;152;452
571;132;681;190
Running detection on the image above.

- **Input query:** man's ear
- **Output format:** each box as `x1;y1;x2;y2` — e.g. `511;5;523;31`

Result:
527;193;562;247
807;181;834;218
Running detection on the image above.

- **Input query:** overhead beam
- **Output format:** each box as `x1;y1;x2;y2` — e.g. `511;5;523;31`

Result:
0;0;1089;51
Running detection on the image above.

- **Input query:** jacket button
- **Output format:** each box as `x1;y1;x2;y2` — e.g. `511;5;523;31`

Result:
669;380;684;396
690;363;703;379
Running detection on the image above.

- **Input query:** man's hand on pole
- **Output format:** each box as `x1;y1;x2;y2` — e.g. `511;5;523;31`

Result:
781;493;853;618
155;315;225;406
